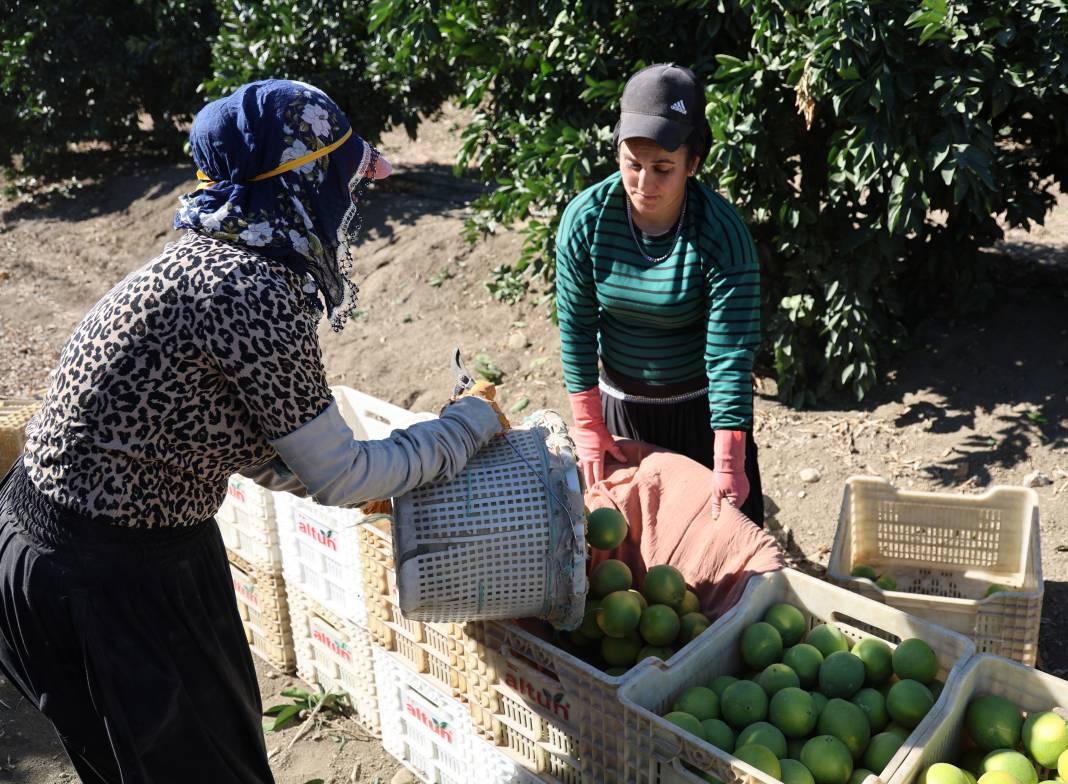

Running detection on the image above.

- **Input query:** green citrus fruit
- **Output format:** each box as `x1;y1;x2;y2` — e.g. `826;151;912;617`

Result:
876;575;897;591
721;680;769;729
596;590;643;638
674;686;720;721
1022;711;1068;768
851;687;889;733
579;599;605;639
801;735;854;784
886;679;934;729
1058;748;1068;781
734;744;782;779
678;589;701;616
679;612;711;644
884;723;911;742
820;650;867;699
966;695;1024;751
587;507;628;551
849;769;876;784
851;564;878;580
782;757;818;784
863;732;905;774
639;604;681;646
852;638;894;687
807;623;850;658
664;710;705;741
818;698;871;760
601;632;642;667
741;622;784;670
784;643;825;689
638;644;674;662
981;750;1038;784
709;674;738;697
963;771;978;784
758;663;801;696
737;721;788;758
924;763;968;784
769;687;818;738
590;559;632;598
764;602;807;646
985;584;1010;597
702;718;735;752
642;564;687;608
977;773;1022;784
892;639;939;684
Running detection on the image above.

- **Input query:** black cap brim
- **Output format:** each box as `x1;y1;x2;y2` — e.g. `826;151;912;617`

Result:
616;111;691;152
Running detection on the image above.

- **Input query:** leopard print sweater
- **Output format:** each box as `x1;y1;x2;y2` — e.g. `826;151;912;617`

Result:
23;232;333;528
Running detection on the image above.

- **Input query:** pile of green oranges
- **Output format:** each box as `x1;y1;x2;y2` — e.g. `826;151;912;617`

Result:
851;564;1011;598
658;602;946;784
566;508;710;673
921;694;1068;784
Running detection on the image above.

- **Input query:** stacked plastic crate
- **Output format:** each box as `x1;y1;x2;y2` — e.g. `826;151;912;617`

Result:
273;387;416;736
217;473;296;674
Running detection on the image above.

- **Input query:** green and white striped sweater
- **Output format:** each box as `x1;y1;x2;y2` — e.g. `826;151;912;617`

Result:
555;171;761;430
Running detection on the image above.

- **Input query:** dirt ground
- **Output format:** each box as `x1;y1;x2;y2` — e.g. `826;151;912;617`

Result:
1;106;1066;783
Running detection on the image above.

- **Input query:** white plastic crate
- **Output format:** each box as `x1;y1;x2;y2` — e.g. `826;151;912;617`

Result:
375;646;482;784
275;385;435;627
828;476;1043;664
276;493;368;626
289;586;380;735
216;474;284;572
882;654;1068;784
618;568;977;784
228;550;295;673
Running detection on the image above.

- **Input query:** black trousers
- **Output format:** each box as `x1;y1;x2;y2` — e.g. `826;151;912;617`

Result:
0;459;274;784
599;366;765;526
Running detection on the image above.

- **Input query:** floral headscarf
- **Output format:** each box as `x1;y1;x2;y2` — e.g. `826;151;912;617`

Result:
174;79;378;331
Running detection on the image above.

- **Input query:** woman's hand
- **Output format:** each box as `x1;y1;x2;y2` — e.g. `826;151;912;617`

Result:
711;429;749;518
568;388;626;488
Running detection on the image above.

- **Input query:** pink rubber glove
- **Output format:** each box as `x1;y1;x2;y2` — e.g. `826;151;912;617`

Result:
711;429;749;519
568;388;627;489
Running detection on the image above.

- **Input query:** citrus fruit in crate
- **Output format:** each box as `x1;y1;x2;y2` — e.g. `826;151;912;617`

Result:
737;721;788;758
851;564;878;580
589;559;632;598
784;643;824;689
892;638;938;684
679;611;710;643
782;757;817;784
597;590;642;637
639;604;680;646
769;687;818;738
601;633;642;667
876;575;897;590
664;710;706;740
586;507;628;551
721;679;769;729
674;686;720;721
710;674;738;696
765;602;807;646
977;773;1021;784
735;743;782;778
1021;711;1068;767
819;651;866;699
702;717;735;751
802;734;854;784
638;644;674;661
641;564;687;608
807;623;850;658
925;763;969;784
740;621;784;670
966;694;1024;751
758;662;801;695
852;637;893;686
851;687;889;733
818;698;872;760
886;679;935;728
980;750;1038;784
678;589;701;616
850;769;875;784
863;731;904;772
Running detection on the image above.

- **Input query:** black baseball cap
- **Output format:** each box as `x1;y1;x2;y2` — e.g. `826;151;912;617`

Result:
615;63;708;154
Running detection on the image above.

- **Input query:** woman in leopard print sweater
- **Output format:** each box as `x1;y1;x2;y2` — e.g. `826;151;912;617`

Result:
0;80;501;783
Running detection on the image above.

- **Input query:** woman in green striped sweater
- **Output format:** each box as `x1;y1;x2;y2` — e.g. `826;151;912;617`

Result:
557;63;764;525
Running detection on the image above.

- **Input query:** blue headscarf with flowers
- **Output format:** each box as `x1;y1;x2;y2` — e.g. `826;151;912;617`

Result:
175;79;378;331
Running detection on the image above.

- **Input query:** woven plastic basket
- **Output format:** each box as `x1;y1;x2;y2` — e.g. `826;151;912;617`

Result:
392;409;586;630
881;654;1068;784
827;476;1043;664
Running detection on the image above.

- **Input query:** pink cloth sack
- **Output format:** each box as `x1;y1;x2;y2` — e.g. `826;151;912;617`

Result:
583;437;784;621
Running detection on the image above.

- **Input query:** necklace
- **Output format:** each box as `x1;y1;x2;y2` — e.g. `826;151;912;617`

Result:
625;190;687;264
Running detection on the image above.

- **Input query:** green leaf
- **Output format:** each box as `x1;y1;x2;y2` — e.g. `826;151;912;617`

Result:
508;396;530;414
269;704;303;732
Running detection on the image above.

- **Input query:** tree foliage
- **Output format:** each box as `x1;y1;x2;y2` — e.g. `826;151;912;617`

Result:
368;0;1068;405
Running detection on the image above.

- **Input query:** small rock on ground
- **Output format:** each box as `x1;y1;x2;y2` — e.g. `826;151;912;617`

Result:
800;468;821;483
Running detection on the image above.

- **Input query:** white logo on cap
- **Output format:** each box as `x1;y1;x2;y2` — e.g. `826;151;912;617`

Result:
670;99;687;114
